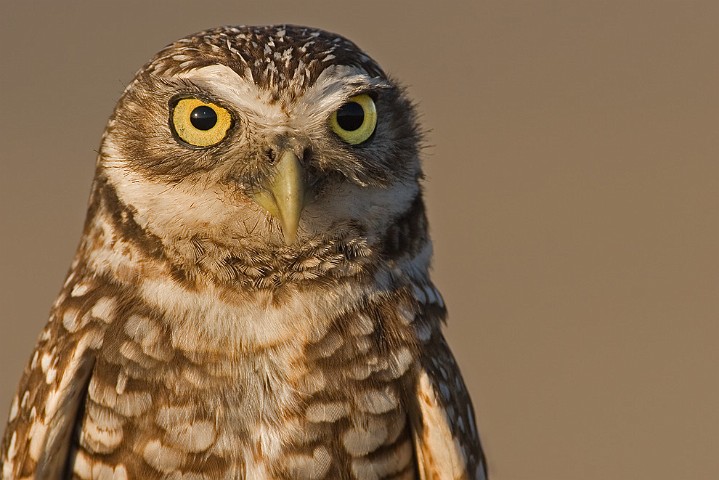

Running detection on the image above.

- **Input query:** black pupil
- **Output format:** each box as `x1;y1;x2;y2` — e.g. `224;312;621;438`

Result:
336;102;365;131
190;106;218;130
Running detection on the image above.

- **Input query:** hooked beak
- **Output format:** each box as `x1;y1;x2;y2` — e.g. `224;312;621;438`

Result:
251;150;307;244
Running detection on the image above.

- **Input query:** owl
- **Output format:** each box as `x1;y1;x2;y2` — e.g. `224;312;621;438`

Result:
1;25;487;480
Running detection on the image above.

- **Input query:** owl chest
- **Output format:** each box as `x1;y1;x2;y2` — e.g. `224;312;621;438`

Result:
75;308;418;479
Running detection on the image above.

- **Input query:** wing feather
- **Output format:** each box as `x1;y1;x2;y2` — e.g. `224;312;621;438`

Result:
2;302;102;479
409;316;488;480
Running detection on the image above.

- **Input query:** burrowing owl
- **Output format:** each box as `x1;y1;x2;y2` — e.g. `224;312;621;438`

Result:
1;25;487;479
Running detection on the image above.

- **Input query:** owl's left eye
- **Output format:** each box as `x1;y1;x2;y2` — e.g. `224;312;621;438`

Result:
171;98;233;147
330;94;377;145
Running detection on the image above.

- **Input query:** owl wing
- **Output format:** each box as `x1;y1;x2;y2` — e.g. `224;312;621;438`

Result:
2;303;102;479
408;313;488;480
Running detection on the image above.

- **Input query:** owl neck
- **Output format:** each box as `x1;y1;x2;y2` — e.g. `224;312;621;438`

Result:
77;174;431;287
68;176;434;352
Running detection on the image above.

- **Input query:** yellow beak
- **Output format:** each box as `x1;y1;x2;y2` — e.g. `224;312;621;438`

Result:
252;150;306;244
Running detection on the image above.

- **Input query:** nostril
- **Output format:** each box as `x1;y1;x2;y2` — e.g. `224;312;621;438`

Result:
301;146;312;162
266;148;276;163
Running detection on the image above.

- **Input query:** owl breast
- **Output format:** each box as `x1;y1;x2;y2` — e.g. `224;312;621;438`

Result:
68;277;419;480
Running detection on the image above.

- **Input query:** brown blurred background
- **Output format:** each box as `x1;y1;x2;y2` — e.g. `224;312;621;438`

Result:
1;1;717;478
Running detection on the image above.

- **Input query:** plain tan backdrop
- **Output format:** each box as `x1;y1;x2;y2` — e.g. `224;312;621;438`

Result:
1;1;717;479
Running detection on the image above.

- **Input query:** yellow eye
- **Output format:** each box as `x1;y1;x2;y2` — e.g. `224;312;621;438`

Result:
171;98;233;147
329;94;377;145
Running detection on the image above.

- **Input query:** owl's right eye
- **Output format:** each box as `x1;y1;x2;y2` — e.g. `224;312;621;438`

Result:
171;98;233;147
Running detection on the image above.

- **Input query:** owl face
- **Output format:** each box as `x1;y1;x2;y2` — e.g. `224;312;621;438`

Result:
99;25;422;254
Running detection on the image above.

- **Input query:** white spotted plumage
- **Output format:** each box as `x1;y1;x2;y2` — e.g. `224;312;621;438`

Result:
2;24;487;479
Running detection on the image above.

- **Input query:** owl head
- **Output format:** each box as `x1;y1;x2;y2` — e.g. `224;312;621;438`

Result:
92;25;427;288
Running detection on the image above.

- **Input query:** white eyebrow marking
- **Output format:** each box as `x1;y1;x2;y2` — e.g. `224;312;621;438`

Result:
177;64;286;123
175;64;390;131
